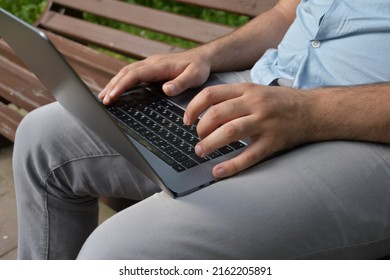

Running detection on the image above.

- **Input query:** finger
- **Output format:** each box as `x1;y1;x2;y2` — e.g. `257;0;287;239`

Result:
212;136;267;178
195;115;256;157
102;63;170;104
99;63;141;99
116;66;167;101
184;84;243;125
163;64;209;96
196;96;249;140
100;65;141;104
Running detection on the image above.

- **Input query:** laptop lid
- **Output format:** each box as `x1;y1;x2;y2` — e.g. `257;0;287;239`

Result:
0;8;245;197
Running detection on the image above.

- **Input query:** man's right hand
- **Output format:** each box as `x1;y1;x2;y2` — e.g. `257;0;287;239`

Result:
98;48;212;105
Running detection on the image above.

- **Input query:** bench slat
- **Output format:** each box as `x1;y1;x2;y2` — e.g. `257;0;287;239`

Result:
39;12;184;59
47;32;127;77
0;102;24;142
0;49;53;111
47;32;127;91
0;39;29;69
175;0;277;17
48;0;235;44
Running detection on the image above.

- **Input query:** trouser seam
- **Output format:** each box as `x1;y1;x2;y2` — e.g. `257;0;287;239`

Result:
42;190;49;259
41;152;121;259
42;153;121;186
42;152;148;200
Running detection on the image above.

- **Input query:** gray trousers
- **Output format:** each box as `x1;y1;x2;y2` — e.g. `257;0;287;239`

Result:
13;72;390;259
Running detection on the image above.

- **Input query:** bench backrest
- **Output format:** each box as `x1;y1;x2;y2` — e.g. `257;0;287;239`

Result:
36;0;278;60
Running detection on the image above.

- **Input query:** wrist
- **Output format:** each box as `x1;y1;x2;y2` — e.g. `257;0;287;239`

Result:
191;42;223;72
298;87;362;143
292;88;325;144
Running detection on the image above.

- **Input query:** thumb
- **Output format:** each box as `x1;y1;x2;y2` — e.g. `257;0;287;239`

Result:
162;64;209;96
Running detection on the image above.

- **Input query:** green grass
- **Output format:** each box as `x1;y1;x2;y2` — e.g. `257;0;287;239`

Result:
0;0;46;23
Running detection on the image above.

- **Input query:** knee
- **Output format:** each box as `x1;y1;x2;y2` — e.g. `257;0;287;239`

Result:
77;195;193;260
13;103;75;184
13;101;89;169
14;103;67;156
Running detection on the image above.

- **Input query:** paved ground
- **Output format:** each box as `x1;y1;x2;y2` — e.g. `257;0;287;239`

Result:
0;143;17;259
0;140;115;260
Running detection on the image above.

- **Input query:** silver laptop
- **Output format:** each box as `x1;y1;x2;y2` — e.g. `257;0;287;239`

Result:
0;8;246;197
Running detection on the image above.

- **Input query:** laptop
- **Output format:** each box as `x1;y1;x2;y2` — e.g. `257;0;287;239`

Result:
0;8;246;197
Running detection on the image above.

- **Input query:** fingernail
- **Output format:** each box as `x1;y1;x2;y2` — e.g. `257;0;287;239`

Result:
103;95;110;104
98;90;105;99
183;113;189;125
163;83;176;96
214;167;225;178
195;144;204;157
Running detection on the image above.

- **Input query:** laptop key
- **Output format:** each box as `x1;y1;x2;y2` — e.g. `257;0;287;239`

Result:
167;103;185;117
166;148;181;157
182;145;195;155
186;136;199;145
133;125;146;133
172;164;186;172
229;141;246;150
208;151;223;159
139;130;153;138
154;150;176;166
159;143;174;152
174;154;190;163
182;159;198;169
218;146;235;154
190;153;209;163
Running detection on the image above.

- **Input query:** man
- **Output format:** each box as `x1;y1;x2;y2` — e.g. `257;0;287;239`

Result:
13;0;390;259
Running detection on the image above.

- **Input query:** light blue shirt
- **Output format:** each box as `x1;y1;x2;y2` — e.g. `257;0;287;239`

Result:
251;0;390;88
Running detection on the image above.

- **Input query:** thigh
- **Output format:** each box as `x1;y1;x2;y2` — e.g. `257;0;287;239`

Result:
14;102;159;200
77;141;390;259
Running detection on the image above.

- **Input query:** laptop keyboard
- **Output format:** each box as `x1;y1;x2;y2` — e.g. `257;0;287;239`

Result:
106;88;246;172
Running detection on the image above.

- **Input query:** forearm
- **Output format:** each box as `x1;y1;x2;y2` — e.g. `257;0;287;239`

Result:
304;84;390;144
194;0;299;72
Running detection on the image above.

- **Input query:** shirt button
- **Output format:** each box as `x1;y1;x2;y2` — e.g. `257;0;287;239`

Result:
311;40;321;48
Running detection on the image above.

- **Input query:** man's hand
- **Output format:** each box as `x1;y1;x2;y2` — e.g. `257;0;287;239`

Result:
99;48;212;104
184;83;314;178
